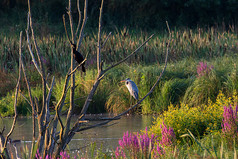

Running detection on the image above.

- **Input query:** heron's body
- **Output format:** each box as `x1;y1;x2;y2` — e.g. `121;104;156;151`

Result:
72;44;86;72
122;78;139;100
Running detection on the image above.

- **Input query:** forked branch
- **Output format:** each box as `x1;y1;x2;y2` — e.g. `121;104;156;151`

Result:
103;34;154;74
1;31;23;159
76;39;170;132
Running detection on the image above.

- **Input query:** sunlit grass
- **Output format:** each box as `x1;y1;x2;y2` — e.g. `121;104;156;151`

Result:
1;27;238;75
1;54;237;116
0;27;238;116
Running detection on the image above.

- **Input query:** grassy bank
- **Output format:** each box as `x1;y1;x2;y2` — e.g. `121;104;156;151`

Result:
1;26;238;94
0;27;237;116
0;54;237;116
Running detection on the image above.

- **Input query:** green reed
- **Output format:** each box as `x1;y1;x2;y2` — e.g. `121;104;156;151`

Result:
0;27;238;116
1;27;238;75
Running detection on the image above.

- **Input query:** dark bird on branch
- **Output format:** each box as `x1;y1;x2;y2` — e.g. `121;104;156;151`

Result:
71;43;86;72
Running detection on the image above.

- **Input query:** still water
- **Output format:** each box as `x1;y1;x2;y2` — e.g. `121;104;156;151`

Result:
2;115;156;154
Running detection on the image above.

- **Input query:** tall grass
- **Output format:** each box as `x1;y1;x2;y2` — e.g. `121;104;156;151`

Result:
1;54;237;116
1;27;238;116
1;27;238;74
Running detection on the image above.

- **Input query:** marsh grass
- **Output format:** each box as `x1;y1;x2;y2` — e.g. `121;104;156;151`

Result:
1;27;238;116
1;26;238;74
1;54;237;116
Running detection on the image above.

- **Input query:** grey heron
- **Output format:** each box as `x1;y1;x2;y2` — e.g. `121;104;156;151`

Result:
120;78;139;100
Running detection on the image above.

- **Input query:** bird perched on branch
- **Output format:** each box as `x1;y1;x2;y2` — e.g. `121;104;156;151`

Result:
121;78;139;100
71;43;86;72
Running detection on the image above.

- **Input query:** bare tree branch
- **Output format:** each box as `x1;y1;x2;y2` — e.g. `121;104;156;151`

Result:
1;31;23;158
103;34;154;74
63;0;76;150
75;0;82;39
63;14;72;45
97;0;104;72
26;14;41;76
101;32;112;49
68;57;88;76
80;34;154;116
21;56;36;143
76;39;170;132
76;0;88;51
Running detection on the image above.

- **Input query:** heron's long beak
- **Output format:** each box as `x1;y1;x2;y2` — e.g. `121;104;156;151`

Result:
120;80;126;83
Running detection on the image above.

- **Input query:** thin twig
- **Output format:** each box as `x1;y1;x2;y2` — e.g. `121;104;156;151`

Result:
97;0;104;71
103;34;154;73
26;13;41;76
76;0;88;50
68;57;88;76
63;14;73;45
74;0;82;39
101;32;112;48
19;92;31;106
3;31;23;152
166;21;171;35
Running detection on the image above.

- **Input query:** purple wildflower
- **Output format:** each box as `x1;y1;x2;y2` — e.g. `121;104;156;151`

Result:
222;105;238;138
139;127;157;153
197;61;213;77
153;144;164;158
114;146;126;159
160;122;176;147
60;151;70;159
35;149;75;159
35;149;42;159
115;127;160;158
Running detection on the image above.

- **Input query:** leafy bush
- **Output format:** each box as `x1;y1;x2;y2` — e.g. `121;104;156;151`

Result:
150;91;237;142
183;63;221;107
0;92;31;117
155;78;193;112
224;64;238;96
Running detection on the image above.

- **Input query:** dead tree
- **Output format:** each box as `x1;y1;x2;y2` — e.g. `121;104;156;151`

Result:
0;31;23;159
0;0;170;158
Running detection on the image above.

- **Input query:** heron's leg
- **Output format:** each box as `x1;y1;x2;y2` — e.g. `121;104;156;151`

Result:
129;95;132;107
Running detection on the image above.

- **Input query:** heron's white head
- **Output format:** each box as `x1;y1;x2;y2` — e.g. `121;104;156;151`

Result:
120;78;131;85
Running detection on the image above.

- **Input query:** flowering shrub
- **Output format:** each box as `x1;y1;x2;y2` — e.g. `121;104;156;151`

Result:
222;105;238;144
114;125;176;159
197;61;214;77
35;150;70;159
150;91;238;142
114;128;157;158
160;122;176;147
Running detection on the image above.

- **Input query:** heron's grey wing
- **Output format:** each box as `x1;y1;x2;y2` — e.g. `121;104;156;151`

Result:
130;81;139;100
131;90;139;100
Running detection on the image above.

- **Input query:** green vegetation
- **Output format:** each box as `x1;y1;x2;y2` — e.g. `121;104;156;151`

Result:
0;26;238;117
1;54;237;116
150;91;237;141
2;1;238;158
30;94;238;158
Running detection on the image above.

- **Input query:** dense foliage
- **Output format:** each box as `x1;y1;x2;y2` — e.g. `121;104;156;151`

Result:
150;91;237;141
1;55;237;116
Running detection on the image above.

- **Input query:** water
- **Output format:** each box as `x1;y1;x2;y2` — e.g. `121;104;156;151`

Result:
1;115;156;154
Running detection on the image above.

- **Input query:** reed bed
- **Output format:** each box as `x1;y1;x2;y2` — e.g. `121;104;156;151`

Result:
1;55;237;116
0;27;238;75
0;27;237;115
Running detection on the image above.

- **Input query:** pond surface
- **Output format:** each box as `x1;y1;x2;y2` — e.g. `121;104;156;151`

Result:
2;114;156;155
